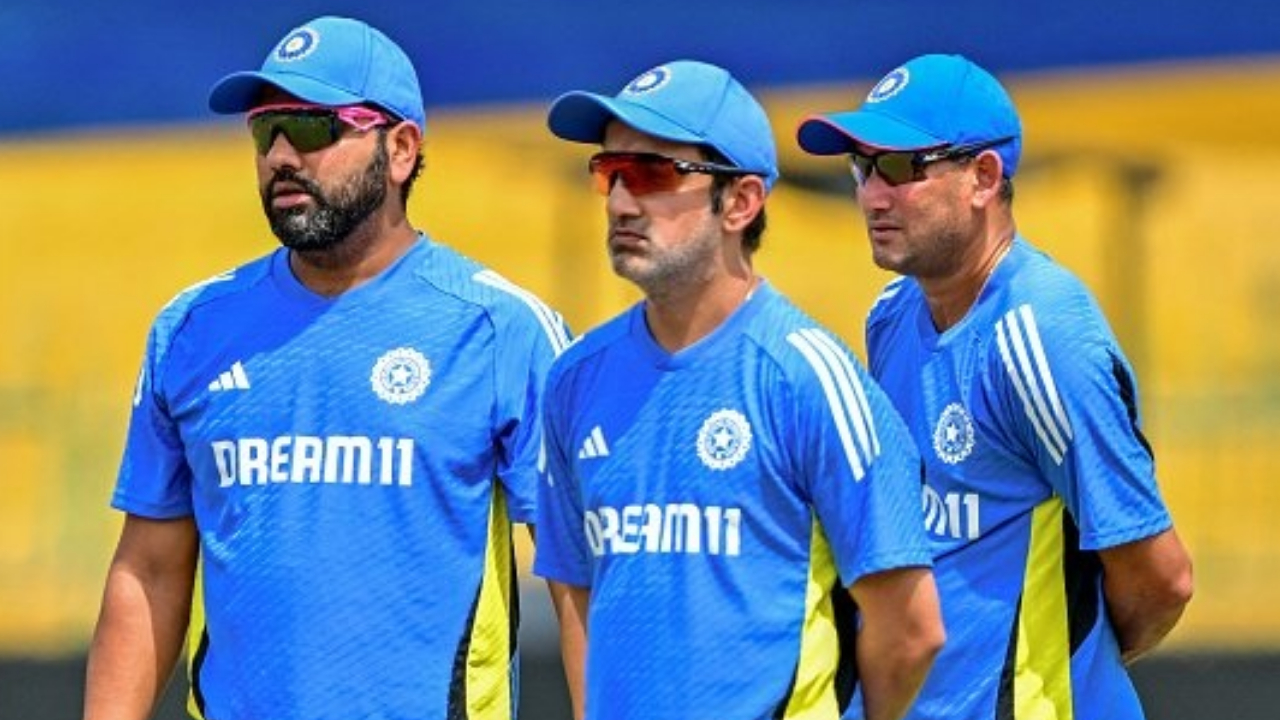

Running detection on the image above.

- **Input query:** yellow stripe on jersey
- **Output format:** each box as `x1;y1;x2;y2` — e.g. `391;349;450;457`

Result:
461;486;518;719
779;519;842;719
186;558;208;720
1013;497;1073;720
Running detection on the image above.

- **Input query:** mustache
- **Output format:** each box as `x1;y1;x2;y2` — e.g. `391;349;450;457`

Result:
609;217;646;234
265;168;324;199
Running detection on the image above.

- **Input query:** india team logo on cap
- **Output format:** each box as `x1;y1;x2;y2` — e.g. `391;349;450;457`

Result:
370;347;432;405
697;409;753;471
275;27;321;63
867;67;910;104
623;66;671;96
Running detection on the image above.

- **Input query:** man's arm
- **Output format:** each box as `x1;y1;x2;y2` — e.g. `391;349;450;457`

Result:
850;566;945;720
84;514;199;720
547;580;590;720
1099;527;1193;664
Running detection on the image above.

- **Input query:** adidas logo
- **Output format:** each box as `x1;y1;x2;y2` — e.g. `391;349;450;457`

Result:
577;425;610;460
208;361;251;392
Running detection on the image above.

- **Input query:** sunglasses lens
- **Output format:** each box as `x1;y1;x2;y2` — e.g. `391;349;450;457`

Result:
249;113;337;155
849;151;921;186
587;156;617;195
588;154;684;196
876;153;918;185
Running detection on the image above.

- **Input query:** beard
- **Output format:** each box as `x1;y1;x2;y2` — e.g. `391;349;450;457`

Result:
262;140;389;252
872;220;970;280
610;219;720;302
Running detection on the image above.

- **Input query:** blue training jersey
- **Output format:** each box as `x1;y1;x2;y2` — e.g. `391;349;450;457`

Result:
534;282;931;720
866;237;1173;720
113;235;571;720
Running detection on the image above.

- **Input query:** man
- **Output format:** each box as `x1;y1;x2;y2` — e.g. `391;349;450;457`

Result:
533;59;944;720
797;53;1194;719
83;16;570;720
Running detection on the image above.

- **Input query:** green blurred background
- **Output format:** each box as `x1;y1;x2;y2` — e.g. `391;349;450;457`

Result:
2;1;1279;717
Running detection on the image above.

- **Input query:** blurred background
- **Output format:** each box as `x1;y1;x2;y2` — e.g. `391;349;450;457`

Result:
3;1;1279;718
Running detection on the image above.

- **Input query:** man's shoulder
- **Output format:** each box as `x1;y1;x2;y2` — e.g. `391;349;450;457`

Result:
140;253;275;366
155;253;274;327
744;288;874;388
401;237;491;302
747;287;855;354
408;238;572;349
994;242;1111;342
1001;239;1096;306
865;275;918;331
551;310;630;367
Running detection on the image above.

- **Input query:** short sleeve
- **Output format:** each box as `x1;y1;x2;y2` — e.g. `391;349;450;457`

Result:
990;302;1171;550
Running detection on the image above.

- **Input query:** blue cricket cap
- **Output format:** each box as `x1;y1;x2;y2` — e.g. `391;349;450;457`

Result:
208;16;425;129
797;54;1022;177
547;60;779;190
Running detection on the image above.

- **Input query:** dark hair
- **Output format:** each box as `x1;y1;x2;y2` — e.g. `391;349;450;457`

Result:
999;176;1014;204
402;151;424;205
700;147;767;254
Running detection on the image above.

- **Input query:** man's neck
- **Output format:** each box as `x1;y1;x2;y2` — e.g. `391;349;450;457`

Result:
643;272;758;353
289;219;417;298
920;232;1014;332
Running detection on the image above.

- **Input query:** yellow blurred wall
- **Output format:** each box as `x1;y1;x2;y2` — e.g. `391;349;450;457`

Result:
2;58;1278;653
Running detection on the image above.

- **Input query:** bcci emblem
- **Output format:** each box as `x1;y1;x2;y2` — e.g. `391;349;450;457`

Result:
696;409;753;471
867;67;910;103
624;66;671;96
275;27;320;62
370;347;431;405
933;402;975;465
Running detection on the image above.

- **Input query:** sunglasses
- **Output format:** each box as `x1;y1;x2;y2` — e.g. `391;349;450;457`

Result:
587;151;751;196
247;103;393;155
848;137;1014;187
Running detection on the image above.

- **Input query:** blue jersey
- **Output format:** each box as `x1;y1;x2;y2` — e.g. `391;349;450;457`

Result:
534;283;930;720
866;238;1173;720
113;235;571;720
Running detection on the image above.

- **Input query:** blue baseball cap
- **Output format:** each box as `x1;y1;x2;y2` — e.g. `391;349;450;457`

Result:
547;60;779;189
797;54;1022;177
208;16;425;129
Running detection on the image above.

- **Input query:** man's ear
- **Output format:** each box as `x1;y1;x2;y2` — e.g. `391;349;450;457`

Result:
971;150;1004;207
387;122;422;185
721;175;767;234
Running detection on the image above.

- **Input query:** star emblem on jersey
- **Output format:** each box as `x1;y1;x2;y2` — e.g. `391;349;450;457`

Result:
933;402;975;465
370;347;431;405
696;409;752;471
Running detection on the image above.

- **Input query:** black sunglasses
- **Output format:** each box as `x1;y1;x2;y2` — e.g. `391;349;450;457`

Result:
247;104;393;155
587;151;751;196
849;137;1014;187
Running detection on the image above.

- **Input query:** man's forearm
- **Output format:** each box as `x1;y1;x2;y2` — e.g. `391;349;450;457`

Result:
84;569;189;720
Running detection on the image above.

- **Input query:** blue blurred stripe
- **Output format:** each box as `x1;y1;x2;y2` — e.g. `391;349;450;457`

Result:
2;0;1279;135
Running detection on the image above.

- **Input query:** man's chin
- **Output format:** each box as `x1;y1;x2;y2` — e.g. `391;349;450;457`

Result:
870;245;907;274
279;237;344;253
274;229;341;252
270;214;332;251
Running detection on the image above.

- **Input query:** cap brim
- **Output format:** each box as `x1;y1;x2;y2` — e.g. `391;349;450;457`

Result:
208;71;366;114
546;91;703;145
797;111;948;155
